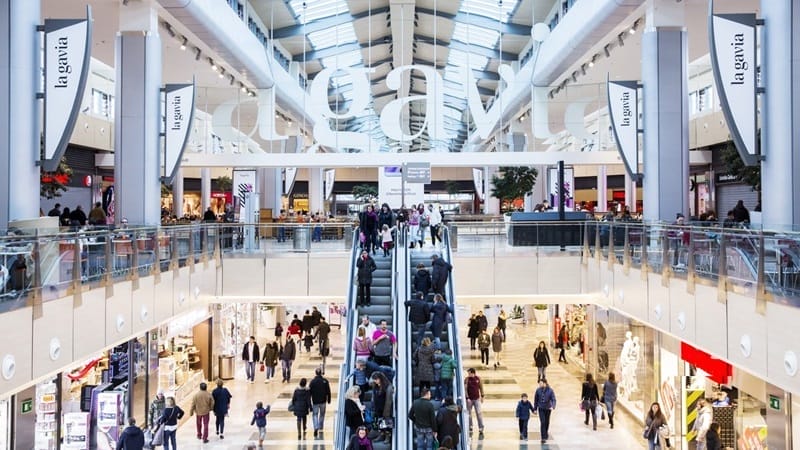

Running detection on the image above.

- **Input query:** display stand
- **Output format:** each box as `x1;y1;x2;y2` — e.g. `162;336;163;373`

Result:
35;380;58;450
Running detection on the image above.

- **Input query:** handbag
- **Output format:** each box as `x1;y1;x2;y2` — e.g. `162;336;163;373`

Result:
580;399;589;411
288;400;296;412
149;423;164;446
259;363;265;372
596;403;605;420
364;409;374;425
359;231;366;243
420;217;430;227
378;417;395;430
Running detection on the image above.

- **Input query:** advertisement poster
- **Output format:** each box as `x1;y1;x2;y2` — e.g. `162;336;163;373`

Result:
94;391;122;449
232;170;256;222
378;166;424;209
63;412;89;449
548;167;574;211
328;303;346;328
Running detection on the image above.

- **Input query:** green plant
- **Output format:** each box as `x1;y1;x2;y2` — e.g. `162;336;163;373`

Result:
40;157;73;199
490;166;538;212
445;180;459;197
216;175;233;192
534;304;548;310
720;140;760;193
160;182;172;197
352;184;378;203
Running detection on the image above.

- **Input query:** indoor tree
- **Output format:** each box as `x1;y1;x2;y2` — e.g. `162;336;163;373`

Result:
490;166;538;213
40;157;73;199
352;184;378;203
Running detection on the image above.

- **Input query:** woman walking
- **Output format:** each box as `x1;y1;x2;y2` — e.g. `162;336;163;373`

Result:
467;314;480;351
497;309;508;341
370;372;394;443
343;386;365;439
557;325;569;363
355;250;377;307
602;372;619;428
157;397;185;450
262;341;279;383
533;341;551;382
491;327;504;369
581;373;600;430
644;402;667;450
291;378;313;439
429;294;451;349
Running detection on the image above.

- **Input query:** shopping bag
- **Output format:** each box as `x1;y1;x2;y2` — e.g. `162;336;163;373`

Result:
597;403;605;420
259;363;265;372
149;423;164;446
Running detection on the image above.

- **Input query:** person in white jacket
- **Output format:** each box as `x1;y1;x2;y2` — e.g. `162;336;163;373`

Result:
693;398;713;450
427;204;442;247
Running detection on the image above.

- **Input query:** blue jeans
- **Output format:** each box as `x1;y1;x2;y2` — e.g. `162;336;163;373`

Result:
265;365;275;380
437;377;453;400
518;418;530;438
281;359;293;381
411;323;427;348
245;361;256;381
313;226;322;242
312;403;326;430
277;226;286;242
414;425;434;450
163;429;177;450
537;366;546;381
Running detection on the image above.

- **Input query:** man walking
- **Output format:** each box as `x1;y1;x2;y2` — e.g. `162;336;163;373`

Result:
464;368;485;438
280;335;298;383
431;254;452;298
308;367;331;437
533;378;557;444
190;382;214;443
116;417;145;450
409;388;437;450
314;316;331;357
405;291;431;349
241;336;260;383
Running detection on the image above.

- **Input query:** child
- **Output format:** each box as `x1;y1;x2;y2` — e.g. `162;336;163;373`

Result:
351;359;369;401
250;401;271;447
379;224;396;257
303;332;314;354
515;393;535;441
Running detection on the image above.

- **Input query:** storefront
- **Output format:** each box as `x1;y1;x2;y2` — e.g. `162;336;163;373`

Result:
157;309;213;407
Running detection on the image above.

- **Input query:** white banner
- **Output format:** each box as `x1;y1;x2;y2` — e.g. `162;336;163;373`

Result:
232;170;256;223
607;79;640;179
548;167;574;211
163;83;195;183
324;169;336;200
709;10;758;165
472;168;484;201
284;167;298;195
42;8;92;171
379;166;423;209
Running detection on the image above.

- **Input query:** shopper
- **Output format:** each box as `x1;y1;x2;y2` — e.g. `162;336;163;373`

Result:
430;294;451;349
464;368;485;438
475;310;488;332
280;335;297;383
148;391;165;429
533;341;551;382
644;402;667;450
414;338;436;391
190;382;214;443
497;309;508;341
262;340;279;382
241;336;261;383
116;417;145;450
370;371;394;443
346;425;374;450
467;314;480;350
427;204;442;247
515;393;535;441
409;388;437;450
47;203;61;217
291;378;313;439
157;397;184;450
356;250;377;307
413;263;432;296
379;224;396;257
353;326;373;361
533;378;557;444
250;401;271;448
302;310;314;338
406;291;431;349
309;368;332;437
477;328;491;367
360;315;377;337
430;254;452;297
211;379;232;440
557;324;570;363
315;316;331;357
371;320;397;366
436;396;461;448
344;386;366;439
359;205;379;254
303;331;314;354
581;373;600;430
437;349;456;401
89;202;107;225
491;326;503;369
693;398;713;450
602;372;619;428
706;422;722;450
732;199;750;224
274;322;284;346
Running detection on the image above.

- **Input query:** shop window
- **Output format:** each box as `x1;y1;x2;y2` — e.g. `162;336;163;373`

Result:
91;89;114;118
697;86;713;113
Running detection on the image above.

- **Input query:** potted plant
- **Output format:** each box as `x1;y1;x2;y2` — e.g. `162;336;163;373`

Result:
533;304;549;324
490;167;538;232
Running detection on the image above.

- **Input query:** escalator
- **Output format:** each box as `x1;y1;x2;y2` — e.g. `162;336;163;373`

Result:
401;228;469;449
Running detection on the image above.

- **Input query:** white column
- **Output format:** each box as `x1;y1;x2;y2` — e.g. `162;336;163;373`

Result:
596;165;608;212
0;0;41;226
172;167;183;218
257;168;281;217
200;168;211;212
642;0;689;222
114;0;161;225
484;166;500;215
625;171;637;212
761;0;800;228
308;167;324;214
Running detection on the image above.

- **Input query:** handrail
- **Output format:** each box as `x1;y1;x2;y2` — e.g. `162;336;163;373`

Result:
396;226;412;448
443;226;470;450
389;224;403;449
333;228;361;448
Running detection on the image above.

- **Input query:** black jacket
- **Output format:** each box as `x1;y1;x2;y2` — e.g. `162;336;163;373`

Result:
116;425;145;450
436;405;461;446
412;269;432;294
706;429;721;450
581;382;599;402
409;397;437;431
534;347;551;368
431;258;452;291
344;398;365;428
241;342;260;362
309;375;332;405
302;314;314;332
405;298;431;324
356;255;377;284
291;388;312;417
211;387;232;415
280;340;296;361
377;206;394;229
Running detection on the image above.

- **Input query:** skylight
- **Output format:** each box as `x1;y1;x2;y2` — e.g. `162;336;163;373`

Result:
321;49;363;69
451;22;500;49
460;0;520;23
288;0;350;23
307;23;357;50
447;49;489;70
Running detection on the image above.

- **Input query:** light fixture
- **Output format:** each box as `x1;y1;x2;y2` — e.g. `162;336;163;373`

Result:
165;23;176;38
194;47;201;60
740;335;752;357
116;314;126;332
617;33;625;47
581;64;587;76
589;54;598;67
629;27;636;34
604;45;611;58
785;351;798;376
247;90;255;97
218;68;225;79
49;338;61;361
210;59;218;72
653;304;662;320
180;37;187;51
629;19;640;34
240;83;247;93
229;74;235;85
140;305;149;323
571;71;578;83
287;119;293;127
1;355;15;380
676;312;686;330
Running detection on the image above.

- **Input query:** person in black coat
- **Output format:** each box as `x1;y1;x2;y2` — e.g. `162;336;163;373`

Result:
291;378;313;439
581;373;600;430
116;417;145;450
467;314;481;350
355;250;377;307
413;263;432;295
706;422;722;450
211;379;233;439
343;386;365;439
69;205;87;226
359;205;379;254
436;396;462;447
430;254;452;297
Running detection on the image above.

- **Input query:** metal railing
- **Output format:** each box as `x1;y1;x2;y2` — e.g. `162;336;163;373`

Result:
396;226;412;448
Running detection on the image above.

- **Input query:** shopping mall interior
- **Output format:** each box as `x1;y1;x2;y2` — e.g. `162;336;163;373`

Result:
0;0;799;448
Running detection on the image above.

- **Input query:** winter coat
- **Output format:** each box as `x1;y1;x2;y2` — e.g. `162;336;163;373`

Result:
116;425;145;450
356;255;377;284
436;404;461;446
241;342;260;362
602;380;618;403
414;344;436;383
533;347;551;368
476;314;488;331
263;344;279;367
405;298;431;324
291;388;312;417
347;435;374;450
533;386;556;410
477;332;491;350
515;400;535;421
431;258;452;291
491;332;503;352
467;317;481;339
581;382;600;403
250;406;270;427
309;375;332;405
439;353;457;380
344;398;365;428
413;269;432;294
645;414;667;441
430;301;450;340
706;428;722;450
211;387;232;416
371;383;394;418
191;390;214;416
280;340;297;362
377;205;394;229
359;211;378;234
302;314;314;333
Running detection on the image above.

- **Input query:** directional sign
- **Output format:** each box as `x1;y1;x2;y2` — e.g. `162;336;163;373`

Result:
403;162;431;184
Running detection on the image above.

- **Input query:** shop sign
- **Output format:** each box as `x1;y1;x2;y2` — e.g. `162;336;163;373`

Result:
20;398;33;414
607;79;641;180
403;162;431;184
163;82;196;184
708;4;758;166
769;394;781;411
42;7;93;172
715;172;740;184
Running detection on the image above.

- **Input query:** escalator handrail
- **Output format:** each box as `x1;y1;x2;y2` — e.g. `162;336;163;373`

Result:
396;225;413;448
334;228;362;448
389;223;403;449
443;226;471;449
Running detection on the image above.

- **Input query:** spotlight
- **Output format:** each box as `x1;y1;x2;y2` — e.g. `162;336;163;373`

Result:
240;83;247;93
194;47;201;60
229;74;235;85
247;90;255;97
617;33;625;46
629;27;636;34
589;54;598;67
604;45;611;58
180;37;187;51
571;71;578;82
165;24;176;38
218;68;225;78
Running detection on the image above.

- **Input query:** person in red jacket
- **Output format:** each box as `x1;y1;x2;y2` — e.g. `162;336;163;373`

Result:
287;323;303;341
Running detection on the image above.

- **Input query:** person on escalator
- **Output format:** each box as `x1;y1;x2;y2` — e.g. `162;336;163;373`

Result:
356;250;377;307
405;291;431;349
359;205;379;254
431;254;453;299
430;294;452;349
413;262;433;296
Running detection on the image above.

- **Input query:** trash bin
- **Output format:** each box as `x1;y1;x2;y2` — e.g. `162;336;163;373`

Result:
218;355;235;380
293;226;311;251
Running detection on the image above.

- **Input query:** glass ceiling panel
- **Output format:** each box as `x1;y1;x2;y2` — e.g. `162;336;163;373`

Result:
321;49;363;69
288;0;349;23
460;0;520;23
451;22;500;48
307;23;357;50
447;49;489;70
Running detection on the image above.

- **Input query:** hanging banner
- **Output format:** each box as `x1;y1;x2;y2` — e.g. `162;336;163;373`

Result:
232;170;256;223
42;6;93;172
324;169;336;200
472;168;484;200
284;167;298;195
607;78;641;179
708;3;758;166
547;167;574;211
163;82;196;184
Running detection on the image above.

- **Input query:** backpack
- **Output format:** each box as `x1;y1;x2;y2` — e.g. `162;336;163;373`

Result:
373;332;394;356
465;376;481;400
